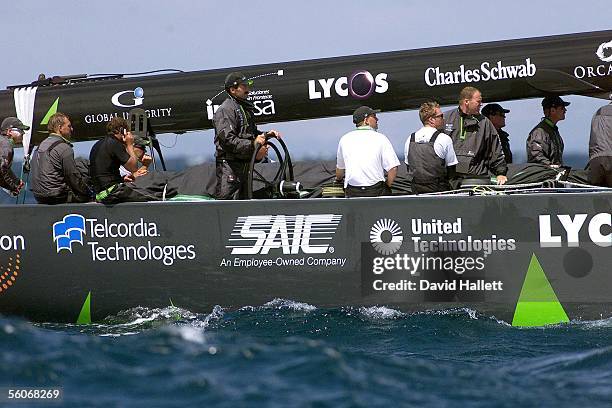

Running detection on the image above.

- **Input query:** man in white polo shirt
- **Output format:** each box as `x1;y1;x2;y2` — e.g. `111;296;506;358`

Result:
405;101;458;193
336;106;400;197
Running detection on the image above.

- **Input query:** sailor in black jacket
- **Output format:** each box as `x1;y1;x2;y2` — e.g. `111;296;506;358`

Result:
213;72;280;199
526;96;569;166
482;103;512;164
0;117;27;196
444;87;508;185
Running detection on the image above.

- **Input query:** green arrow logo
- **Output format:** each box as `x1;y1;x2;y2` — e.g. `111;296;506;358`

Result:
512;254;569;327
76;291;92;324
40;97;60;125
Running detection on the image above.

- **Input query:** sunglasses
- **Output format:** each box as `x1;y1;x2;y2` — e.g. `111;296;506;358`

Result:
9;128;25;135
431;113;444;119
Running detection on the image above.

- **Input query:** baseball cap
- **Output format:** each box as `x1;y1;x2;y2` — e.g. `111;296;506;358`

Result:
352;106;381;124
1;117;30;131
224;72;253;90
481;103;510;117
133;135;151;148
542;96;570;109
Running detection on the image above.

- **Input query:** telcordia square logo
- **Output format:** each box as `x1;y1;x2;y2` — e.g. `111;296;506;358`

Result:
52;214;86;253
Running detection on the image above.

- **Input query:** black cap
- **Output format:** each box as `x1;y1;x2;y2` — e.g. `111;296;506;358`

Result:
1;117;30;131
133;135;150;149
542;96;570;109
481;103;510;117
352;106;380;124
224;72;253;90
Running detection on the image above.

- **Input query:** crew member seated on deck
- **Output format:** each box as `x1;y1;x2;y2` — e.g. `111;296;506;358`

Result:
119;135;152;182
336;106;399;197
213;72;281;200
444;87;508;186
526;95;570;167
405;102;458;194
30;112;91;204
0;117;27;197
89;118;143;204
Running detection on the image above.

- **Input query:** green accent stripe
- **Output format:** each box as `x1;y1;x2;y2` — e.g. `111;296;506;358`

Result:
168;194;215;201
76;291;92;324
169;298;181;321
40;97;59;125
512;254;569;327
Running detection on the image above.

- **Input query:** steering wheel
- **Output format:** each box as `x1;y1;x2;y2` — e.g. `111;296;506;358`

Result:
246;135;294;199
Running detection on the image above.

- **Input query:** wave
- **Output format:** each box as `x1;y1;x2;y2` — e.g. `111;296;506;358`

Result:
6;300;612;339
357;305;405;319
3;304;612;408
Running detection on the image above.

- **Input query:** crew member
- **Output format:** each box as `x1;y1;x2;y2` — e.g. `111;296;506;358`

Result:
0;117;27;196
120;135;152;182
444;87;508;185
336;106;399;197
482;103;512;164
213;72;280;200
588;102;612;187
527;95;570;166
30;112;91;204
405;102;458;193
89;117;141;204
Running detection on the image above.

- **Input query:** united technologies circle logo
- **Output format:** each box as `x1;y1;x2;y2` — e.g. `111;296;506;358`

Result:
369;218;403;255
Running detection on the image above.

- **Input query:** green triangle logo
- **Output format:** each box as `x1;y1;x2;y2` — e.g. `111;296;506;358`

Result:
40;97;60;125
512;254;569;327
76;291;92;324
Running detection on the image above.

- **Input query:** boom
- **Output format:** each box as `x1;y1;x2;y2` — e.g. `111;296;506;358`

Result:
1;30;611;154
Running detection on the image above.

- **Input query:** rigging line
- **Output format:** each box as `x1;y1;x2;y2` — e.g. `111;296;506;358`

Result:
88;69;185;77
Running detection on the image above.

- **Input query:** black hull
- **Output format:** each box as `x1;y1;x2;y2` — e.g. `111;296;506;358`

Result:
0;192;610;326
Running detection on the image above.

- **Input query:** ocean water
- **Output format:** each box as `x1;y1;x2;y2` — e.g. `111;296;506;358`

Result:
1;300;612;408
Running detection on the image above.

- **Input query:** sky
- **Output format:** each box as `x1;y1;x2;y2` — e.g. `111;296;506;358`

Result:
2;0;611;167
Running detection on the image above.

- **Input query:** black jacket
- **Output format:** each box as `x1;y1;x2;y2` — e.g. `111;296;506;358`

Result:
213;95;262;162
498;129;513;164
527;118;564;165
30;134;90;200
444;108;507;177
0;136;21;192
